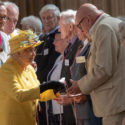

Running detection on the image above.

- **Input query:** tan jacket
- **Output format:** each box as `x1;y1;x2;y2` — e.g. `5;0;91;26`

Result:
78;15;125;117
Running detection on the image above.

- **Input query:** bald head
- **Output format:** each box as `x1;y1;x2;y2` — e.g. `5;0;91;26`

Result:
76;3;101;25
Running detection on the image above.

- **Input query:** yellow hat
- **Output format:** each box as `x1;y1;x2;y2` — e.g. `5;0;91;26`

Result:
9;30;43;55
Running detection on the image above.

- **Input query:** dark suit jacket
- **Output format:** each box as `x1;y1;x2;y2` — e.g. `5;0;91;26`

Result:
71;42;90;120
72;42;102;125
61;37;82;124
71;42;90;80
61;37;82;87
35;29;60;83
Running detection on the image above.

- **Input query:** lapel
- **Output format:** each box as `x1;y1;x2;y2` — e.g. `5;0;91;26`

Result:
79;43;91;58
66;37;81;57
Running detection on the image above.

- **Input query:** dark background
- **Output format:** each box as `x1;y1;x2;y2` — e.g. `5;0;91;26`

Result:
1;0;125;28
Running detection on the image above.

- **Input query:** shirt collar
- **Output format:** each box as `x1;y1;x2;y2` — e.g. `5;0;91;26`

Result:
84;39;89;47
89;13;108;36
80;39;89;52
46;25;59;36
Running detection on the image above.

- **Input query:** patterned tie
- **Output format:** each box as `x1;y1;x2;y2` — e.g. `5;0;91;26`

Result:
64;42;72;57
70;43;84;73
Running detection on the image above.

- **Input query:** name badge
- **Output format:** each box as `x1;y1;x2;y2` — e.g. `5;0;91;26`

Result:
76;56;86;63
44;49;49;55
65;59;69;66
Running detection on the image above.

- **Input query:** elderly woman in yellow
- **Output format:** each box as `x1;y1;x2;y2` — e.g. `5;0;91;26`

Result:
0;30;65;125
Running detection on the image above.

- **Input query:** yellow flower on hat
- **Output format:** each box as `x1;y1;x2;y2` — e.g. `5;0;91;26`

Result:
9;30;44;55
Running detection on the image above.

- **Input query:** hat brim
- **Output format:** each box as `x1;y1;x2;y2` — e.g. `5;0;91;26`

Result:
9;40;44;55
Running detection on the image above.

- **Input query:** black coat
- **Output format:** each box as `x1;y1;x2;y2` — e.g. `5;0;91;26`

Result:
35;29;60;83
61;37;82;124
61;37;82;87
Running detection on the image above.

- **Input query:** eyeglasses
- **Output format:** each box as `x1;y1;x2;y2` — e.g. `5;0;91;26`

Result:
76;16;86;29
0;16;7;21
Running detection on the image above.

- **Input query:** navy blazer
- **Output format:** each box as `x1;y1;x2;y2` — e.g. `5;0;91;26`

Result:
35;29;60;83
72;42;90;80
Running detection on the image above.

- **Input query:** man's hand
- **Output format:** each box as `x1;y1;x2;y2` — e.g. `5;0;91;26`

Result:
55;94;72;106
73;94;87;103
67;79;81;94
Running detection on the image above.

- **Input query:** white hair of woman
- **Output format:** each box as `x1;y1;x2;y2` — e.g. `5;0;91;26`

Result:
21;15;43;34
60;9;76;24
4;1;19;14
39;4;60;17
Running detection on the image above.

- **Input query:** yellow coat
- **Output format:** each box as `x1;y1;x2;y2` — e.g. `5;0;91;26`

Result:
0;58;41;125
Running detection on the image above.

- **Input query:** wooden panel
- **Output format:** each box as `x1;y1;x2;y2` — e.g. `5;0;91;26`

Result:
60;0;125;17
1;0;125;28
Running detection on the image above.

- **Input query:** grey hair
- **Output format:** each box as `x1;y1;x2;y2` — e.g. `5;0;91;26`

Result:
4;1;19;14
119;21;125;40
60;9;76;24
39;4;60;17
117;16;125;21
21;15;43;33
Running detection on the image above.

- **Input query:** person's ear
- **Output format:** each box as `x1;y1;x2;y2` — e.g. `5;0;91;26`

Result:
69;23;73;31
86;15;92;28
85;16;90;24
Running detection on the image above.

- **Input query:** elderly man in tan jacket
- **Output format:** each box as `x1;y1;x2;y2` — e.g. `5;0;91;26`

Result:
68;3;125;125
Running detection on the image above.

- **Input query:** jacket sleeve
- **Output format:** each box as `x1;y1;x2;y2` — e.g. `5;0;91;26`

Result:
0;67;40;102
